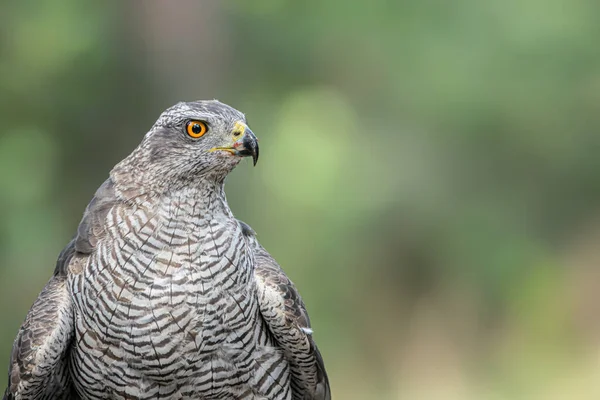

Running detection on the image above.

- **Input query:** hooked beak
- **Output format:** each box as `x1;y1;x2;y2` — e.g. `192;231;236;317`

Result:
233;127;259;166
209;123;260;166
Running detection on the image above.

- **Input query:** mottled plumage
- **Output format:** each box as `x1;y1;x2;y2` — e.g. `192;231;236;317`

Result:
3;101;330;400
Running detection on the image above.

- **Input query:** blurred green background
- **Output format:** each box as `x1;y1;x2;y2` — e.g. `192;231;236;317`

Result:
2;1;600;398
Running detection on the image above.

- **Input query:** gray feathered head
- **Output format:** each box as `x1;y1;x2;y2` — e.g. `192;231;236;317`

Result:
113;100;259;191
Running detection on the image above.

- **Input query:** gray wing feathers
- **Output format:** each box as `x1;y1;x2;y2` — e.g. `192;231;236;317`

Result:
240;221;331;400
75;178;117;254
3;179;118;399
4;275;74;400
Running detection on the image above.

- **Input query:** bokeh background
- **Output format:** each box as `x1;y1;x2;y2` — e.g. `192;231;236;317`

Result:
1;1;600;398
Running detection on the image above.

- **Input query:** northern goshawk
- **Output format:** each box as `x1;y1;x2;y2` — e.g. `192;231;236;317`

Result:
3;101;330;400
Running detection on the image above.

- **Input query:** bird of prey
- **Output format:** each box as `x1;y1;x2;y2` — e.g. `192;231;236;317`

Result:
3;101;330;400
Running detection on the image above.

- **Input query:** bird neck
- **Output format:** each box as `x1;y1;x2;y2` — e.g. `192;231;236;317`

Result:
112;157;232;208
178;177;233;218
132;180;233;220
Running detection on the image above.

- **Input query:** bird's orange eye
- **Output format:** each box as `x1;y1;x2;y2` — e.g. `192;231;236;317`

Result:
186;120;208;138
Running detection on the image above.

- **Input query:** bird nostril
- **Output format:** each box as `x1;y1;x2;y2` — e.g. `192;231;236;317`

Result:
233;131;242;137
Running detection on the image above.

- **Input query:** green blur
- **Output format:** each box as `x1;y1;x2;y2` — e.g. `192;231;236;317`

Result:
1;1;600;398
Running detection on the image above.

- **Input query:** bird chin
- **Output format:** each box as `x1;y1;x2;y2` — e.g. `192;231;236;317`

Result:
213;151;243;169
213;149;242;161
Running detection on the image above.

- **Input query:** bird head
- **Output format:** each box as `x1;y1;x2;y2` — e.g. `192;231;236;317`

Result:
117;100;259;190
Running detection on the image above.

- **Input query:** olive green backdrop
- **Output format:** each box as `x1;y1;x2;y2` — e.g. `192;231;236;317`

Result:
2;1;600;398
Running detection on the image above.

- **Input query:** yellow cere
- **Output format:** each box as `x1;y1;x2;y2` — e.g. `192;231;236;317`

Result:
208;121;248;154
233;121;247;137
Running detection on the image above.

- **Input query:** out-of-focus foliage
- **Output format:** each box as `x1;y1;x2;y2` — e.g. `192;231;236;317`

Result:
2;1;600;398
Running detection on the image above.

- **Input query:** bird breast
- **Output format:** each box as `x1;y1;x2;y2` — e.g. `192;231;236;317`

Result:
69;191;261;384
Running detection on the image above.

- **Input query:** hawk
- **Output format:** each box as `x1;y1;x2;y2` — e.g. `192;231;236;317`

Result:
3;101;330;400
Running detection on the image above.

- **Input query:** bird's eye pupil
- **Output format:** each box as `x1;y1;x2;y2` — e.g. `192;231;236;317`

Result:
192;124;202;134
